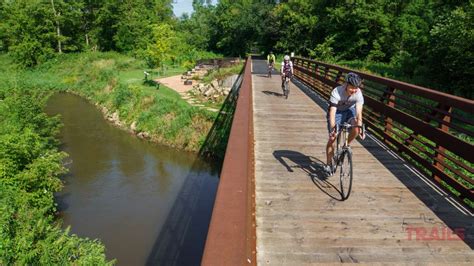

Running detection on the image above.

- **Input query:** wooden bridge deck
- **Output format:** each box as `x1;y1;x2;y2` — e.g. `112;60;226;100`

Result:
251;59;473;264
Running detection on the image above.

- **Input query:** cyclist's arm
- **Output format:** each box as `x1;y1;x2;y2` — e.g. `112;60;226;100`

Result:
356;103;363;126
356;103;365;138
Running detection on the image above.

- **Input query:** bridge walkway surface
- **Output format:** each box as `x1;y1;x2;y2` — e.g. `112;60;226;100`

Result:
251;59;473;264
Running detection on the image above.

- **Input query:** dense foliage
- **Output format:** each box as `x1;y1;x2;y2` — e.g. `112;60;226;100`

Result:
0;0;215;69
1;0;470;97
0;85;111;264
179;0;473;98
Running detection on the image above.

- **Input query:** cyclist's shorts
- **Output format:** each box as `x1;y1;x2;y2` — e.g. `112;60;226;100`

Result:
326;106;356;135
282;71;292;78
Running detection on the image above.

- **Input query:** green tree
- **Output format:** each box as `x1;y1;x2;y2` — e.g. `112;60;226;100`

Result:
145;23;177;68
0;1;7;52
177;0;216;50
324;0;392;61
272;0;319;55
114;0;174;53
3;0;56;66
427;1;474;98
93;0;120;51
389;1;434;76
209;0;275;56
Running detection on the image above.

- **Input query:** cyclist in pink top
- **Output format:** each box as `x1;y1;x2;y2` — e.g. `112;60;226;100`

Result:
280;55;293;89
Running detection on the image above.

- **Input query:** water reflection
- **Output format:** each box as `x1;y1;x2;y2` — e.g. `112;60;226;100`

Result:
45;93;218;265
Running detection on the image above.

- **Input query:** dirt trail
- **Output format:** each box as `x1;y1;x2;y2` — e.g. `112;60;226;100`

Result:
156;75;219;112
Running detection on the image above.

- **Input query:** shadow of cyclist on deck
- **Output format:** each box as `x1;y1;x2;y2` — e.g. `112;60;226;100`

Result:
262;90;284;97
273;150;345;201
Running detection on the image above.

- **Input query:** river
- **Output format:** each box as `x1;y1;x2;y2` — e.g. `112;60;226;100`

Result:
45;93;219;265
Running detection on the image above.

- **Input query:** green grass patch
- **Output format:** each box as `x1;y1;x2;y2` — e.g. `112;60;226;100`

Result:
201;62;244;84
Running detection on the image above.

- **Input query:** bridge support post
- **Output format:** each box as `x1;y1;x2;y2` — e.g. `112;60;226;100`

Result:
431;104;452;184
381;87;396;144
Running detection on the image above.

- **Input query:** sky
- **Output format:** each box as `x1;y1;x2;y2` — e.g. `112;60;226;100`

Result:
172;0;218;18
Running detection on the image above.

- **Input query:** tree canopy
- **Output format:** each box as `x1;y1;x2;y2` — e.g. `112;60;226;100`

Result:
179;0;473;98
1;0;471;97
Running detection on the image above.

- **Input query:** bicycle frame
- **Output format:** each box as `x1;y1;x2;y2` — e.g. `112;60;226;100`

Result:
334;123;365;163
282;72;291;99
268;63;274;77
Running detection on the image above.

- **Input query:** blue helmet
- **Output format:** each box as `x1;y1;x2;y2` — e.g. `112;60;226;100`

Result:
346;72;362;87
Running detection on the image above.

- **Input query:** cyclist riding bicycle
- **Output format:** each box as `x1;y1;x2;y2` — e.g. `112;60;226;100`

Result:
267;51;276;77
325;72;365;175
267;51;276;67
280;55;293;88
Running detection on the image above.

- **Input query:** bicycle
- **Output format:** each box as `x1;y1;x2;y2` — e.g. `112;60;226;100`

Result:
282;72;291;99
331;122;365;200
268;62;274;78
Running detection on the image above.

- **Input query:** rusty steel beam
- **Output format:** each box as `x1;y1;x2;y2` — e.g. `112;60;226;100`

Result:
202;57;256;266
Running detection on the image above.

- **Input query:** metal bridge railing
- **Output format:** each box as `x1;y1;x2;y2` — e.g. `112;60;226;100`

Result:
201;57;256;265
293;56;474;209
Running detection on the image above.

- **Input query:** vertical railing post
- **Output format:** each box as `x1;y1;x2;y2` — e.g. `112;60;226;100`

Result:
312;63;318;90
432;104;452;184
323;66;330;80
381;87;396;144
335;70;343;83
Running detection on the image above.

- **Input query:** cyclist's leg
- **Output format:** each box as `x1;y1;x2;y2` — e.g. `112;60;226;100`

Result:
281;74;285;88
326;110;342;166
345;107;358;144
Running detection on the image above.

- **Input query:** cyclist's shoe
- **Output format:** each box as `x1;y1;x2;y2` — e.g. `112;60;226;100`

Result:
324;164;334;176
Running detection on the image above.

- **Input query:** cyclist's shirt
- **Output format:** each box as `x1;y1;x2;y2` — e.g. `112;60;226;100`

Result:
267;54;276;64
281;61;293;75
329;85;364;111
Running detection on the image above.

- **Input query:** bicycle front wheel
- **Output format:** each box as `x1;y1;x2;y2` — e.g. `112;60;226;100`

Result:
284;81;289;99
339;149;353;200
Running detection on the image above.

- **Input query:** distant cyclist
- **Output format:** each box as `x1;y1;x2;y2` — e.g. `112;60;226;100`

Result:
280;55;293;88
325;72;365;175
267;51;276;77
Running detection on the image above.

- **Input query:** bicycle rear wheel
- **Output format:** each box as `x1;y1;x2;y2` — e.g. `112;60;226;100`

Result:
339;149;353;200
